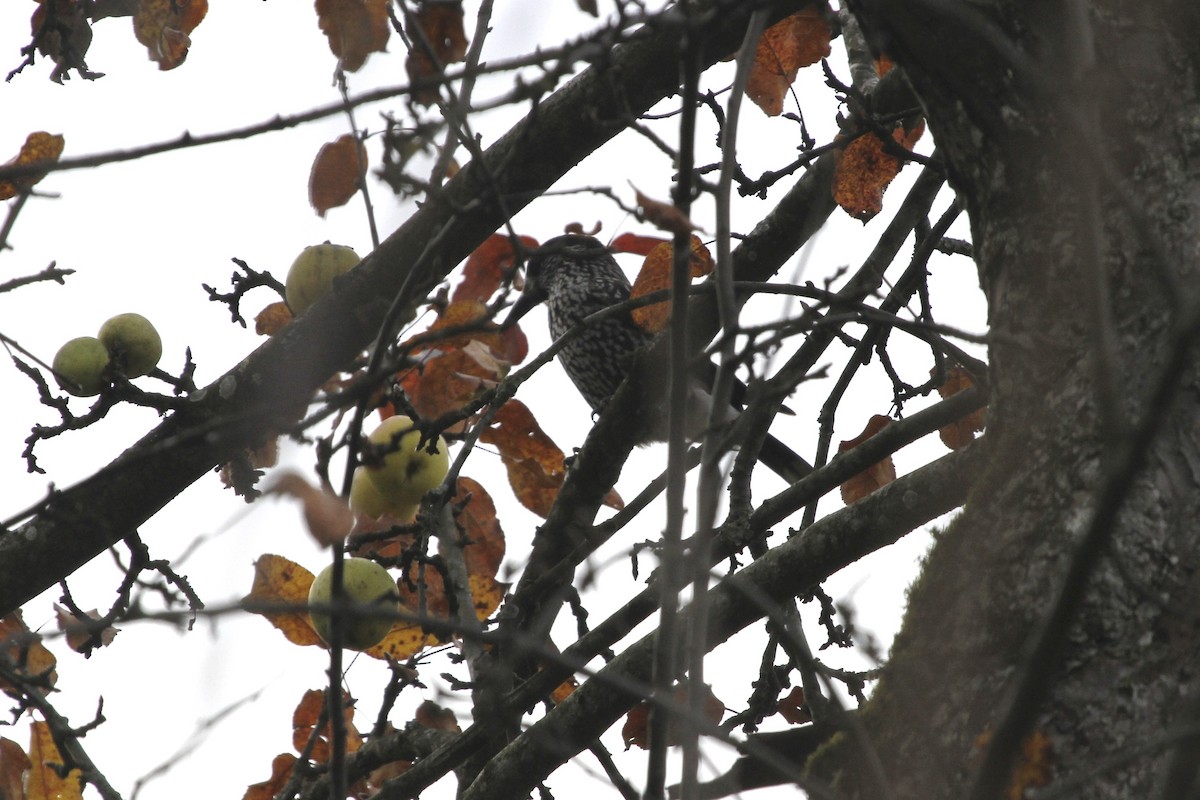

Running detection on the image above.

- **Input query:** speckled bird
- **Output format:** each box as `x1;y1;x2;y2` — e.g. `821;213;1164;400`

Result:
502;233;812;483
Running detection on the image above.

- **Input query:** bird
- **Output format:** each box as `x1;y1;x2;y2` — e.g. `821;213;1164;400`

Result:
501;233;811;484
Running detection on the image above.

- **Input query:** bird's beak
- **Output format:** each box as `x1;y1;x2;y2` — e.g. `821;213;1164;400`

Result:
501;288;541;330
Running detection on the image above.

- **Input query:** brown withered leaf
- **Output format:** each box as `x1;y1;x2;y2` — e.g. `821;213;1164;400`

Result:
0;737;30;800
28;721;81;800
133;0;207;70
243;753;297;800
611;232;668;257
255;302;293;336
745;7;832;116
0;611;57;697
630;236;714;334
838;415;897;504
398;347;501;432
632;186;699;236
292;688;362;763
778;687;812;724
309;134;367;217
53;605;118;654
934;365;986;449
833;121;925;221
268;471;355;548
244;555;324;647
454;234;539;303
0;132;65;200
405;3;468;105
454;477;505;579
481;400;623;516
622;682;724;749
315;0;390;72
30;1;93;83
414;699;461;732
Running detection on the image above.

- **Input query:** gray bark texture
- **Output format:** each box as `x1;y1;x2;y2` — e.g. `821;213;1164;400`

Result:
815;0;1200;797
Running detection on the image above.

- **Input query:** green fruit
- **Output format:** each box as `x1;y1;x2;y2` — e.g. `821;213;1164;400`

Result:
308;558;399;650
98;313;162;377
285;243;360;315
349;467;418;521
362;415;451;510
52;336;111;396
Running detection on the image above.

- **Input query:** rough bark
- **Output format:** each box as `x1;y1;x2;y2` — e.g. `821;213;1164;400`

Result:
815;1;1200;796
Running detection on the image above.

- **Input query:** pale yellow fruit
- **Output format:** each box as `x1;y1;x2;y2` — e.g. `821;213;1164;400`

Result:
362;415;450;510
53;336;110;396
348;467;418;521
308;557;399;650
284;243;360;315
98;313;162;377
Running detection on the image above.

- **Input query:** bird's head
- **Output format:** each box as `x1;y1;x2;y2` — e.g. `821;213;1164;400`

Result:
501;234;612;329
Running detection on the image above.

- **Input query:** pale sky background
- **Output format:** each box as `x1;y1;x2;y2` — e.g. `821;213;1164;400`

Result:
1;4;984;798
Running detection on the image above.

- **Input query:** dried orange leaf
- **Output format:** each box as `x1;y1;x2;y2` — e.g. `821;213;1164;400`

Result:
934;365;986;449
315;0;390;72
53;605;118;653
453;477;506;579
0;611;57;697
292;689;362;763
745;8;832;116
0;737;30;800
29;2;93;83
778;687;812;724
404;3;469;105
243;753;296;800
838;414;897;504
133;0;207;70
27;721;81;800
0;132;65;200
454;234;538;303
630;236;713;333
268;471;354;547
833;121;926;221
632;186;699;236
309;134;367;217
399;349;497;430
245;555;324;647
611;232;668;257
255;301;293;336
414;699;461;732
622;682;724;749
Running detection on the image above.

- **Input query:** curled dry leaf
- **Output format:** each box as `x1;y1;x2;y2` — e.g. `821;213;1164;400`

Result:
0;132;65;200
631;186;700;236
833;121;926;221
292;688;362;763
53;605;118;653
315;0;390;72
414;699;461;732
934;365;987;449
744;7;832;116
133;0;207;70
630;236;714;334
0;737;30;800
778;686;812;724
267;471;355;547
404;2;469;105
838;414;897;504
310;134;368;217
243;753;297;800
622;682;724;749
454;233;539;304
0;611;57;697
610;232;668;257
28;721;81;800
244;554;323;647
29;2;93;82
254;301;293;336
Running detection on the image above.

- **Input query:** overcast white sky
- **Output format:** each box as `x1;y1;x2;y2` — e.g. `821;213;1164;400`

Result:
1;4;985;798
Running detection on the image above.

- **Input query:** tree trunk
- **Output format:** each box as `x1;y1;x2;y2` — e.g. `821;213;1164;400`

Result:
815;1;1200;796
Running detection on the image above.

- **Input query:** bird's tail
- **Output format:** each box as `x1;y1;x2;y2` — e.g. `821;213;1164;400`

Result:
759;433;812;485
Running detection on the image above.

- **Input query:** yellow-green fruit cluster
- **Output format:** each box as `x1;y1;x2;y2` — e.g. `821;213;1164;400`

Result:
285;242;360;315
352;415;450;519
52;312;162;396
308;558;399;650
